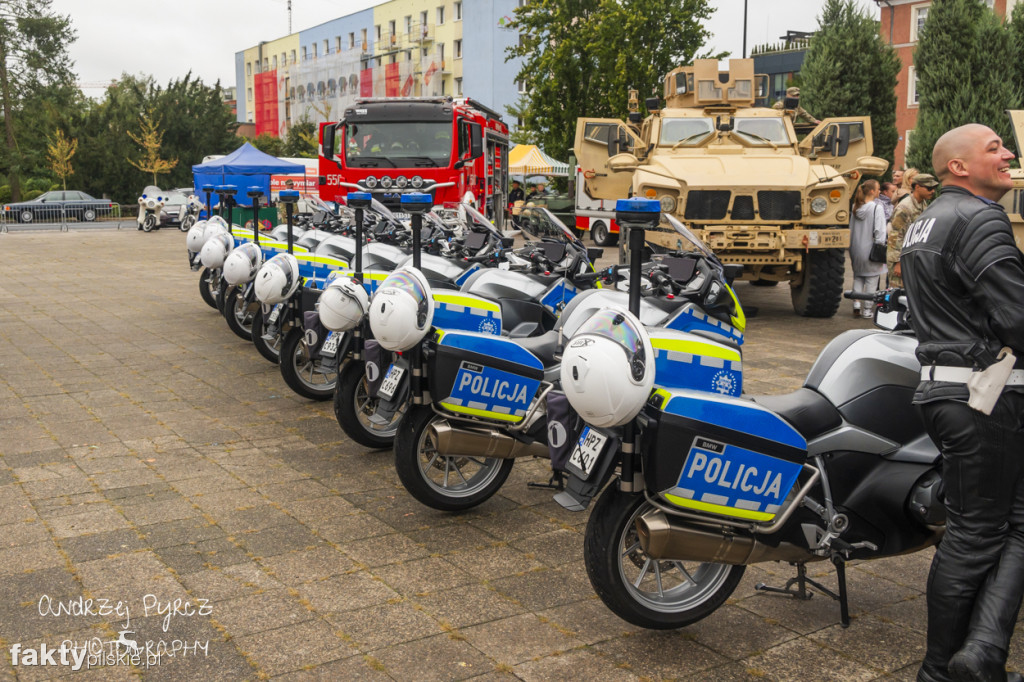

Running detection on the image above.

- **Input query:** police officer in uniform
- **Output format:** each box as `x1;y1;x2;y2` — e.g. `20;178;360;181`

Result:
900;124;1024;682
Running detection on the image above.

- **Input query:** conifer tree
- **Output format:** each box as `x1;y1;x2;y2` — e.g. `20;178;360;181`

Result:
799;0;901;173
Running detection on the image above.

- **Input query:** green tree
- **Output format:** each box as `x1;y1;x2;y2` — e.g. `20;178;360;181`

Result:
506;0;718;159
799;0;901;174
283;114;317;158
908;0;1019;172
0;0;76;201
250;132;286;157
127;108;178;185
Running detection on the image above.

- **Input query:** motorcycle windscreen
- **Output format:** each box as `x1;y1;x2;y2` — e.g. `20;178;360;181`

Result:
645;389;806;522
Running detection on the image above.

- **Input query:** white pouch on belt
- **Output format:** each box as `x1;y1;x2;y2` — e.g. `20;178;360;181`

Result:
968;347;1016;415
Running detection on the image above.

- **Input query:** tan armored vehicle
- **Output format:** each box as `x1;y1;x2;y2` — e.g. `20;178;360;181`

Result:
574;58;888;317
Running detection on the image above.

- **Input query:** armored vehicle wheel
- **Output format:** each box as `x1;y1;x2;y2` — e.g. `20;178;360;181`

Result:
591;220;618;247
790;248;844;318
584;487;745;629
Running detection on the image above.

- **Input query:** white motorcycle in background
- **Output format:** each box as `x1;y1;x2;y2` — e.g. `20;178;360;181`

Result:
136;193;165;232
180;194;203;232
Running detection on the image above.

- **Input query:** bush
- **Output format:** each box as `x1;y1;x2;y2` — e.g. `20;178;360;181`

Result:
22;189;43;201
24;177;56;192
0;185;10;204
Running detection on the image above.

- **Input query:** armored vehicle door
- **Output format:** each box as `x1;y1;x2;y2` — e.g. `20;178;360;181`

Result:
798;117;886;177
574;118;644;200
1009;110;1024;152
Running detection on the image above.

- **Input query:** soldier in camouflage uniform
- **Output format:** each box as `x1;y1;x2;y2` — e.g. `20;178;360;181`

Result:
887;173;939;286
772;87;820;126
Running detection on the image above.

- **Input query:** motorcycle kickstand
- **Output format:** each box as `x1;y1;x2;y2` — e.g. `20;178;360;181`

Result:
527;470;565;491
754;560;851;629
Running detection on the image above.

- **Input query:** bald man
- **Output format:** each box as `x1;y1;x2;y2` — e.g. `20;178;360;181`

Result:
900;124;1024;682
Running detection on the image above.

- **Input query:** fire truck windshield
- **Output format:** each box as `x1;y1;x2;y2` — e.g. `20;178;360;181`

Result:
345;122;453;168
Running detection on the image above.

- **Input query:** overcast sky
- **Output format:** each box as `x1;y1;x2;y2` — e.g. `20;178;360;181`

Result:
53;0;880;92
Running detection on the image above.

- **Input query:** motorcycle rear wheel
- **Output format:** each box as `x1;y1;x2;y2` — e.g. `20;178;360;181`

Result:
584;487;745;629
334;360;403;449
394;405;514;512
223;286;255;342
279;328;336;401
251;308;281;364
198;268;218;310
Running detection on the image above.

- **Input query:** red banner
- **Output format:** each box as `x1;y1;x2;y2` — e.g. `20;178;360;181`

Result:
385;63;400;97
254;70;278;137
424;62;438;85
360;67;373;97
401;74;415;97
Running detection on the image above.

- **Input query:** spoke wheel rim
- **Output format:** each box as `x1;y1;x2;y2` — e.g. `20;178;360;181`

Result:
617;502;734;614
292;342;337;389
415;419;504;498
354;374;404;436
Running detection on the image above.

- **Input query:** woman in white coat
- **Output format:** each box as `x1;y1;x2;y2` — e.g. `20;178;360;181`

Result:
848;179;887;318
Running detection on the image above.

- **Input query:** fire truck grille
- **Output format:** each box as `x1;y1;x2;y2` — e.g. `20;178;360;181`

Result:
684;191;730;220
757;191;802;221
731;195;755;221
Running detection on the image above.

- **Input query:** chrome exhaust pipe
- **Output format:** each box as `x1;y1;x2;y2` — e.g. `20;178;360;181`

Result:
429;420;549;459
635;507;812;565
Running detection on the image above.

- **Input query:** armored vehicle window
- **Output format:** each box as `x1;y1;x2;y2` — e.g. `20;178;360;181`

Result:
733;118;791;145
728;80;752;100
659;117;714;146
674;73;693;95
584;122;615;145
698;80;722;100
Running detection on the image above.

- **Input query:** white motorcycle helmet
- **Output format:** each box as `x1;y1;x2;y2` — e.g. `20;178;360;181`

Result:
368;267;434;351
207;215;229;230
255;252;301;304
222;242;263;285
318;277;369;332
186;219;209;253
200;231;233;268
560;307;655;428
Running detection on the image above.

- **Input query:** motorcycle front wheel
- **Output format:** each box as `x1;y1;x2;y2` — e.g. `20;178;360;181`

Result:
181;215;195;232
394;405;514;512
334;360;404;449
142;214;157;232
584;487;745;630
279;328;336;401
198;268;218;310
223;286;255;342
251;308;281;364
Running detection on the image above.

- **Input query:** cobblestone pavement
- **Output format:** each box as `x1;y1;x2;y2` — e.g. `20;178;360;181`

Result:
1;228;1021;680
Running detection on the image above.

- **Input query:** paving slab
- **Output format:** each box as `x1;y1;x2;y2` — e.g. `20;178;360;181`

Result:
3;228;1021;679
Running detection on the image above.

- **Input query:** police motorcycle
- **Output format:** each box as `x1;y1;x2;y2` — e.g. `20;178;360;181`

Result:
388;203;752;512
274;196;505;402
331;197;517;449
137;192;165;232
180;193;203;232
556;199;942;631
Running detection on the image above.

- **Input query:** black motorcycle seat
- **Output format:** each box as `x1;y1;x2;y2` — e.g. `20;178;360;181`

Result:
749;387;842;441
516;329;560;369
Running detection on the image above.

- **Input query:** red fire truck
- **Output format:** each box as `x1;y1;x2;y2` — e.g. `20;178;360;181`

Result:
318;97;510;226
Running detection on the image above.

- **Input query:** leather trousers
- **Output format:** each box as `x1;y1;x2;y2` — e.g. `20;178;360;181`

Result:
919;392;1024;675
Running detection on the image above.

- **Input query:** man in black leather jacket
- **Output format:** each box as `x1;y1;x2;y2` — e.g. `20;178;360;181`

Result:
901;124;1024;682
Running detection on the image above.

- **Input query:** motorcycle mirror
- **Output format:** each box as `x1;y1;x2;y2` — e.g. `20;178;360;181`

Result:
588;247;604;262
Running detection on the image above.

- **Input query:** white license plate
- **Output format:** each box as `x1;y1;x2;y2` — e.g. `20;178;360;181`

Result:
320;332;341;357
392;212;411;221
377;363;405;400
268;306;281;324
568;427;609;479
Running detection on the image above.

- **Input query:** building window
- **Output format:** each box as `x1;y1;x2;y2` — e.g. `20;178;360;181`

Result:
263;58;268;71
389;20;396;37
439;43;445;62
247;87;253;101
302;46;308;61
361;29;367;49
455;77;463;95
246;62;251;76
405;15;412;34
312;44;318;58
908;66;919;106
910;3;929;42
437;6;445;25
323;39;328;55
406;50;413;61
336;36;341;52
441;78;446;95
272;56;277;70
517;79;526;94
290;49;296;63
454;39;462;59
420;10;428;29
376;24;381;42
455;1;462;20
348;32;355;49
281;52;287;65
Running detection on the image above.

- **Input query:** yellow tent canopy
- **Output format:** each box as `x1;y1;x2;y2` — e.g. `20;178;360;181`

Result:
508;144;569;177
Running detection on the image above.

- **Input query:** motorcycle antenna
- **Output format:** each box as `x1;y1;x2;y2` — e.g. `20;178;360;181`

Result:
202;184;214;224
279;189;299;256
614;198;661;317
399;192;434;404
215;185;236;236
247;187;264;249
347;192;373;283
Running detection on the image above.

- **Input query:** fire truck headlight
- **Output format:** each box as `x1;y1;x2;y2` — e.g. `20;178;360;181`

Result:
395;176;408;188
380;176;393;189
411;176;424;189
364;176;378;189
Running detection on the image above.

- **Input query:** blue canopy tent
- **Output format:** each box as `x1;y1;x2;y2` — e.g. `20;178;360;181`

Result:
192;143;305;210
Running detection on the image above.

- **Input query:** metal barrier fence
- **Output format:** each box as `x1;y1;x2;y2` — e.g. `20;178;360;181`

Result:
0;201;141;233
